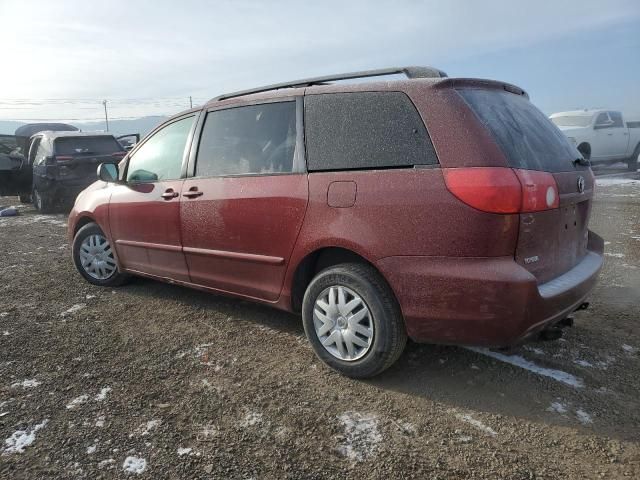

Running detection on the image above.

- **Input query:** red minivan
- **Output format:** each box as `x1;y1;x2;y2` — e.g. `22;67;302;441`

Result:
68;67;603;378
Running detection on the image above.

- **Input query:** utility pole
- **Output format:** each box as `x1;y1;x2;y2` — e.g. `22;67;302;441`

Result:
102;100;109;131
189;96;193;108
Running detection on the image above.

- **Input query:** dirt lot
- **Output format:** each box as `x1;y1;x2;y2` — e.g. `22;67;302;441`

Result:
1;177;639;479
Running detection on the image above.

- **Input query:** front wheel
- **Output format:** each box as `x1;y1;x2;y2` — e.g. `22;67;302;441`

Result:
72;222;129;287
302;263;407;378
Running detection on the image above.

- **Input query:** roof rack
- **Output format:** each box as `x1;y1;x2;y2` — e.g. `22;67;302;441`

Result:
210;66;447;102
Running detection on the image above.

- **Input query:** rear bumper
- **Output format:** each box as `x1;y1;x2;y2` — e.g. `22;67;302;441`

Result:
35;177;91;201
376;231;604;347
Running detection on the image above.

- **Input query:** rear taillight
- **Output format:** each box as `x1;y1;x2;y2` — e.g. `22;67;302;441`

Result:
443;167;559;214
112;152;126;159
54;155;73;163
513;169;559;212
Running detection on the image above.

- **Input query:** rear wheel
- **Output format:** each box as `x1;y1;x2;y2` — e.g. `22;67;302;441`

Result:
33;188;53;213
72;222;129;287
302;263;407;378
628;144;639;172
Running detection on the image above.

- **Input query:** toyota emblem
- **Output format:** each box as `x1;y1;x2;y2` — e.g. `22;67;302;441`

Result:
577;176;585;193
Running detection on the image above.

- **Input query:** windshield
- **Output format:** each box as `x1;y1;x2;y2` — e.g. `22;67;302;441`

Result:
550;115;593;127
54;136;124;156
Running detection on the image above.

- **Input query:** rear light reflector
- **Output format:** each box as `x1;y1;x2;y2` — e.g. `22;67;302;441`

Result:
54;155;74;163
443;167;559;214
513;169;559;211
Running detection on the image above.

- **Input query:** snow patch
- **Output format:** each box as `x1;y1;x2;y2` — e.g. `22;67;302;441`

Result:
596;177;640;186
524;346;545;355
11;379;41;388
240;412;263;427
604;252;625;258
177;447;192;456
3;419;48;454
547;401;568;414
95;387;111;401
132;419;161;437
122;456;147;474
622;344;637;354
576;409;593;425
95;416;106;427
60;303;86;317
87;443;97;454
467;347;584;388
455;413;497;436
573;359;593;368
336;412;382;461
98;458;115;468
66;394;89;409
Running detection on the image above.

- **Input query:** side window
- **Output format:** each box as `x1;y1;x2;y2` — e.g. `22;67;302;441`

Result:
32;138;47;165
304;92;438;171
126;116;194;182
195;102;297;177
595;112;611;127
609;112;624;128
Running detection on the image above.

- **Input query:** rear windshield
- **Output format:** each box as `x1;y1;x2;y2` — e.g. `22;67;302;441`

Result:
459;89;580;172
54;136;124;156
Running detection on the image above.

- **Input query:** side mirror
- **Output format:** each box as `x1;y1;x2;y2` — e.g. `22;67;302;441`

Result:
97;162;119;183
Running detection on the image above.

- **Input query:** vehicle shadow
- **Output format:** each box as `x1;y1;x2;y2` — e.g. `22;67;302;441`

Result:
118;276;637;442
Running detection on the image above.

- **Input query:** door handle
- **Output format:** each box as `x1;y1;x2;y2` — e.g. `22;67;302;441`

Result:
161;189;179;200
183;188;203;198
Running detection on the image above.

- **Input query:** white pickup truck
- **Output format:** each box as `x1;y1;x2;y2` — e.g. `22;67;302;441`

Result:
550;109;640;171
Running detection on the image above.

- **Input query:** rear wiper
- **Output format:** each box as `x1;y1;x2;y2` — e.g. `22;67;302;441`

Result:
573;157;590;167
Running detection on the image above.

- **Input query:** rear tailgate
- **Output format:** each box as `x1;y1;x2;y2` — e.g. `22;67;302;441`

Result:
458;87;594;283
54;136;125;181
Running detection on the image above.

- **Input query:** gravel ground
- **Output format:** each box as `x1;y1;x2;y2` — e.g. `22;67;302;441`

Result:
0;177;639;479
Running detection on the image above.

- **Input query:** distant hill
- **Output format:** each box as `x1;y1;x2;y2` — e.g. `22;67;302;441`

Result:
0;116;168;137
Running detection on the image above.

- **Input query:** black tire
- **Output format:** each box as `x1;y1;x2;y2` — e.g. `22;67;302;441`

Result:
627;144;639;172
33;188;54;213
72;222;130;287
19;193;32;204
302;263;407;378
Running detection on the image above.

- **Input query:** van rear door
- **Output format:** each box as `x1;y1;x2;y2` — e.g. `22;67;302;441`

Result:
458;88;594;284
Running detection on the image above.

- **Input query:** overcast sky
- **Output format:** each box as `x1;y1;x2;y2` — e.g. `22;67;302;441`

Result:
1;0;639;122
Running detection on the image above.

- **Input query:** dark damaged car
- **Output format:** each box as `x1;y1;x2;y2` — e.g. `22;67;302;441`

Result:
30;131;127;212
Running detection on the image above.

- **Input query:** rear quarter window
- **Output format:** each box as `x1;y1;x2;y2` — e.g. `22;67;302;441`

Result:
54;136;124;156
304;91;438;171
459;89;580;172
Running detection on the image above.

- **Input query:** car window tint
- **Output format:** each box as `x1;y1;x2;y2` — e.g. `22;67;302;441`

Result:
609;112;624;128
55;136;124;156
304;92;437;171
459;88;580;172
595;112;610;126
126;116;194;182
196;102;297;176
